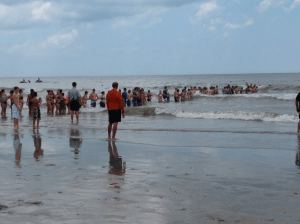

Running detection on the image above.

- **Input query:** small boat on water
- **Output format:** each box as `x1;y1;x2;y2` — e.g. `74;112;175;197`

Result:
20;79;27;83
36;78;42;83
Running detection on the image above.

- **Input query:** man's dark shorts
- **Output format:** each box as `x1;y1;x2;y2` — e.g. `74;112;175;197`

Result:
109;109;121;124
70;99;80;111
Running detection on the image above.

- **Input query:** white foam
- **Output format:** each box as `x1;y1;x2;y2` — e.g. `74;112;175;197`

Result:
197;93;296;101
155;108;298;123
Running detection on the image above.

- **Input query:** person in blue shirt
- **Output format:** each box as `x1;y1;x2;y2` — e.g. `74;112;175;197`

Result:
122;88;127;107
163;86;168;102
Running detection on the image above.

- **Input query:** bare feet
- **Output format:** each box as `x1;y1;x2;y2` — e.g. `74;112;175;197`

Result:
112;138;117;141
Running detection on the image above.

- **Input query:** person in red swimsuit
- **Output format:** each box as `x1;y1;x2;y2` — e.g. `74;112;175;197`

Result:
106;82;125;141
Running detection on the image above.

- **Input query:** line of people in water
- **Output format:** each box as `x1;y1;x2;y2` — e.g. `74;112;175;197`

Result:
0;84;259;118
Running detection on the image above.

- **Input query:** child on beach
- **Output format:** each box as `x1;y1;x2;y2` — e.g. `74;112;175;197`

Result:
147;90;153;102
127;90;131;107
122;88;127;107
158;91;162;103
30;92;41;129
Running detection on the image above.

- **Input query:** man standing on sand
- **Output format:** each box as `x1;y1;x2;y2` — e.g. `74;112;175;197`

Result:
295;92;300;133
12;87;21;129
68;82;82;123
89;89;98;107
106;82;125;141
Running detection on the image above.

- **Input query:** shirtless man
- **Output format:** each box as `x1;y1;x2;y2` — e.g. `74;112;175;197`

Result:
12;87;21;129
158;91;163;103
30;92;41;129
147;90;153;102
181;89;186;101
174;88;179;102
89;89;98;107
215;86;219;94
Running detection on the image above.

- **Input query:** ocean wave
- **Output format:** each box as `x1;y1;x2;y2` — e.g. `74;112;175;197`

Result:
155;108;298;123
196;93;296;101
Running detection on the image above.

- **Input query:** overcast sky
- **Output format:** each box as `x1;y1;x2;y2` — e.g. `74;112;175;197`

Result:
0;0;299;77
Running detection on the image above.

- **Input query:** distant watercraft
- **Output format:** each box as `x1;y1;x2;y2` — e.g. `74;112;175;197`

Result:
36;78;42;83
20;79;27;83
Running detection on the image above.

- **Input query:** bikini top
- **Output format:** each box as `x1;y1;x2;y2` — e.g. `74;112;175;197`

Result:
1;96;6;100
101;97;105;100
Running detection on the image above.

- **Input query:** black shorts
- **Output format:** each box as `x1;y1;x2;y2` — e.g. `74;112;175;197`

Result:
174;97;179;102
70;99;80;111
100;102;105;108
109;109;121;124
29;102;33;106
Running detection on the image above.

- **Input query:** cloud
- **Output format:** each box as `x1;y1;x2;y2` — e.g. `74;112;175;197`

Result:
224;18;253;29
8;29;79;54
141;17;162;28
208;26;215;31
258;0;287;12
289;0;300;9
0;0;205;31
193;0;220;22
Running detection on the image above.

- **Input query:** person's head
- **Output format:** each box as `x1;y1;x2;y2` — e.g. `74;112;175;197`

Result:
164;86;167;90
159;90;162;93
85;91;88;94
128;90;131;93
14;86;19;93
101;91;105;94
30;89;34;94
112;82;118;89
33;92;37;97
124;88;127;92
62;93;64;96
10;90;14;95
92;88;95;92
72;82;77;87
177;89;179;92
47;90;50;93
19;89;23;94
118;89;121;92
60;89;62;93
1;89;4;94
148;90;150;93
57;89;60;94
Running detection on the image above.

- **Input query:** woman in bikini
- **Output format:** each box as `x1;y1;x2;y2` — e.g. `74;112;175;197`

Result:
82;91;88;108
1;89;8;117
55;89;62;114
19;89;24;116
98;91;106;108
50;91;55;114
46;90;52;114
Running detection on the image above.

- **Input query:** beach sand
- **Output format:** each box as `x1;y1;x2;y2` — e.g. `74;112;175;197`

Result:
1;125;300;224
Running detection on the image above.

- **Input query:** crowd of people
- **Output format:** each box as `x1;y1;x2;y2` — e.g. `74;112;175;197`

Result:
0;82;259;137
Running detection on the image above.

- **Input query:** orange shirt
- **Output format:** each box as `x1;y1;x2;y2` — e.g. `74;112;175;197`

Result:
106;89;125;113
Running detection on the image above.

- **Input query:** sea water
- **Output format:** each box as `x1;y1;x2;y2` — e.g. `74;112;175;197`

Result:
0;73;300;147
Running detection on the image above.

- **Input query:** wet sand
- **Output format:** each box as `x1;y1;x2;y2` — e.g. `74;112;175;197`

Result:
1;127;300;224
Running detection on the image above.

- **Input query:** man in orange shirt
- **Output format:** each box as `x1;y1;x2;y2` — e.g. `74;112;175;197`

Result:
106;82;125;141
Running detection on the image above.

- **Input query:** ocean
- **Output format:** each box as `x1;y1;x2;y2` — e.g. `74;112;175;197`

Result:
1;73;300;145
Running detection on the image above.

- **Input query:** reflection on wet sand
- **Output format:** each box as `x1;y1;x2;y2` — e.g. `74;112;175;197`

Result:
296;135;300;166
108;141;126;175
69;128;82;156
13;130;22;166
33;132;43;160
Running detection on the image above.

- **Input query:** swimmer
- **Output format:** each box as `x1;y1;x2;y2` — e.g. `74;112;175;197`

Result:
158;91;163;103
1;89;8;117
99;91;106;108
127;90;131;107
82;91;88;107
147;90;153;102
89;89;98;107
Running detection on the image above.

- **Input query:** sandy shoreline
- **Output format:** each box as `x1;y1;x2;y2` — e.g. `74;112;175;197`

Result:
0;128;300;223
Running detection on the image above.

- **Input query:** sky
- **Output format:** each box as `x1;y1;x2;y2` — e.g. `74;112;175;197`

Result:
0;0;299;77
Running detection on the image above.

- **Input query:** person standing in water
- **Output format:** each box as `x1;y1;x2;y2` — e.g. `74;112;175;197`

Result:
1;89;8;117
68;82;82;123
295;92;300;133
89;89;98;107
106;82;125;141
12;87;21;129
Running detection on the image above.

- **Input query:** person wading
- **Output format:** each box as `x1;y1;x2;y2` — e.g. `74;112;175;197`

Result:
106;82;125;141
68;82;82;123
